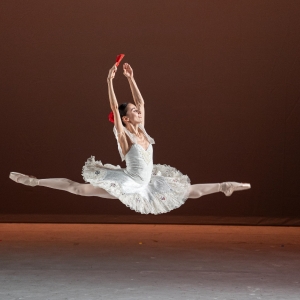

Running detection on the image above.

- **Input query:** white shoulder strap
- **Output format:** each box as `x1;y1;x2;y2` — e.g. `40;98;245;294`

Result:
138;124;155;144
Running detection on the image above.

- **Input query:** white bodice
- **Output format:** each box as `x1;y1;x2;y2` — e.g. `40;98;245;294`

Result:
113;124;155;184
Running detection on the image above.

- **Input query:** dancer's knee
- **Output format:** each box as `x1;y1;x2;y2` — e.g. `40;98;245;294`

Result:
65;180;82;195
66;181;117;198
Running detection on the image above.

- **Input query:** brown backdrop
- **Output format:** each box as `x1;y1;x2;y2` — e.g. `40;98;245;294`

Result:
1;1;300;225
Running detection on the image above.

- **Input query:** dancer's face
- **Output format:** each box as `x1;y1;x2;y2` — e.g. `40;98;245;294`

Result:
123;103;142;125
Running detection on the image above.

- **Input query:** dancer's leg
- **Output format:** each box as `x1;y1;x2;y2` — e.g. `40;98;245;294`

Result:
188;182;251;198
188;183;221;199
38;178;117;199
37;178;117;199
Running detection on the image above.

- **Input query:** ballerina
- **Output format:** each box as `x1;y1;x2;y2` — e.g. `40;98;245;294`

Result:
9;62;251;215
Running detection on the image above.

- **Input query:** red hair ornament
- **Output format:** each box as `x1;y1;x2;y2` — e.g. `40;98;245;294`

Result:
108;111;114;123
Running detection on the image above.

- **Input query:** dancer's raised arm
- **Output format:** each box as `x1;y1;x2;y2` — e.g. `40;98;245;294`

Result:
107;64;125;136
123;63;145;127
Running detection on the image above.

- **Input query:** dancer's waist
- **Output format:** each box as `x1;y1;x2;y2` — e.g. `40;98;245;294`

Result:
124;167;152;184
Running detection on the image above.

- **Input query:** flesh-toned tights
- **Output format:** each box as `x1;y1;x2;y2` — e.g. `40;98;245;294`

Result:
36;178;220;199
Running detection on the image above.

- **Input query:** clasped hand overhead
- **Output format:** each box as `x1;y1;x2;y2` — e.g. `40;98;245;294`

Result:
107;63;134;81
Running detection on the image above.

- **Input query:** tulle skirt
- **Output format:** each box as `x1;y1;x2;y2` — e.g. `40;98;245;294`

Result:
81;156;191;215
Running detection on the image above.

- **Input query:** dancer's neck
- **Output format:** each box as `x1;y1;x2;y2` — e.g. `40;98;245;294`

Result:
126;123;140;136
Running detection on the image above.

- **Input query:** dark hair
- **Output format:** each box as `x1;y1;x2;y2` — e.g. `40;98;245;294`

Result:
118;103;129;126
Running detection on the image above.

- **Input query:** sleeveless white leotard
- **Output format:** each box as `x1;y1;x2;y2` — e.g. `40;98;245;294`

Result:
81;123;191;214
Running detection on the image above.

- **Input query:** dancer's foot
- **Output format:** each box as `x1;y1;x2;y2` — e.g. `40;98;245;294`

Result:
219;182;251;196
9;172;39;187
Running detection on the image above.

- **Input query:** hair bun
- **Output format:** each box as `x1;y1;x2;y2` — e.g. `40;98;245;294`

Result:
108;111;114;123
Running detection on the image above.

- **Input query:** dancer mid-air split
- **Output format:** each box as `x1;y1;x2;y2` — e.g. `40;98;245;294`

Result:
9;58;251;215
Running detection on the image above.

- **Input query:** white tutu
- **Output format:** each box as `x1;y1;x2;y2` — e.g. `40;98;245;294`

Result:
81;124;191;215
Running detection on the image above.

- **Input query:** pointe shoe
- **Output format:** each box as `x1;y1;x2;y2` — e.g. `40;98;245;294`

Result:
9;172;39;187
219;182;251;196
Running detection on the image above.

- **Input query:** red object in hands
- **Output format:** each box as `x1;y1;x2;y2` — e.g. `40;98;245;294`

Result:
116;54;125;66
108;111;114;123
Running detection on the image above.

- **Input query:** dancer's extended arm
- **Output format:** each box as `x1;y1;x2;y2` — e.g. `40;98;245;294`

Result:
123;63;145;127
107;64;125;136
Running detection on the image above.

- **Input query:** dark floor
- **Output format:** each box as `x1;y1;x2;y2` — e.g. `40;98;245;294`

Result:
0;224;299;300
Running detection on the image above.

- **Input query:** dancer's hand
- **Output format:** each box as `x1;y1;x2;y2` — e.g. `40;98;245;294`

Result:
107;64;117;81
123;63;134;79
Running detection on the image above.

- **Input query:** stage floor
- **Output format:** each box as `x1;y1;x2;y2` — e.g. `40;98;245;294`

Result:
0;224;299;299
